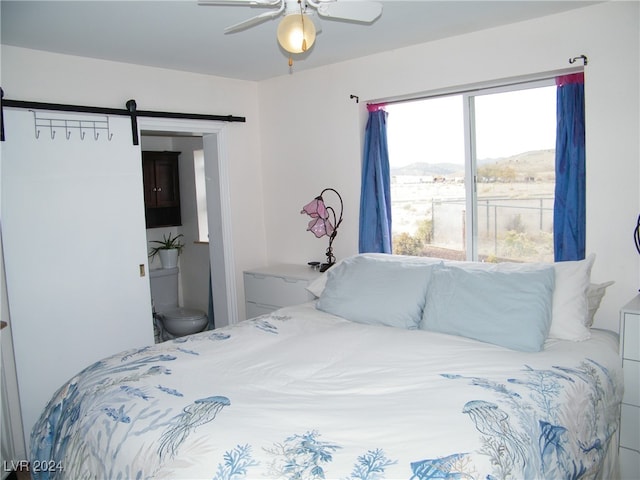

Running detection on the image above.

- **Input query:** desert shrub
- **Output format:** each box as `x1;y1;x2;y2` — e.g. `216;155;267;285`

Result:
393;232;423;256
415;218;433;244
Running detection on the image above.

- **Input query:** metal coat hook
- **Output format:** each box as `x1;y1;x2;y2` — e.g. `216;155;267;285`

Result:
106;117;113;141
350;94;359;103
569;54;588;66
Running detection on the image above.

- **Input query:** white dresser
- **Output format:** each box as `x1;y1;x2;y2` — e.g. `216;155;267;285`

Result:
620;295;640;479
244;264;322;319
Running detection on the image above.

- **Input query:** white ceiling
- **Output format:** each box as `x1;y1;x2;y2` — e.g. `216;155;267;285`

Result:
1;0;598;82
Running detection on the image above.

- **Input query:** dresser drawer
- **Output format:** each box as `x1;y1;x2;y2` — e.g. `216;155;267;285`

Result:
623;313;640;361
620;446;640;480
623;359;640;406
620;404;640;451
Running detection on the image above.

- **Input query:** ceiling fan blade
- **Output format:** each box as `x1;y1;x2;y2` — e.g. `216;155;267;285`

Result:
224;9;282;33
198;0;279;6
316;1;382;23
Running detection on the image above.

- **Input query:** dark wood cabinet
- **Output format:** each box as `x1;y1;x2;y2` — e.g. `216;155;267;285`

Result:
142;151;181;228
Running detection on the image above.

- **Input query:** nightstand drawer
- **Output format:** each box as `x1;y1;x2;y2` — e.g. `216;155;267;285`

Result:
623;359;640;406
623;313;640;361
620;404;640;451
244;273;314;307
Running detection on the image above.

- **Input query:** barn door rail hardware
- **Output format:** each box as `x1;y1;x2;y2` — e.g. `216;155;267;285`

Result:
0;88;246;145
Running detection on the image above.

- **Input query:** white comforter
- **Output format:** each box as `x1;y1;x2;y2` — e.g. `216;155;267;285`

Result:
31;303;623;480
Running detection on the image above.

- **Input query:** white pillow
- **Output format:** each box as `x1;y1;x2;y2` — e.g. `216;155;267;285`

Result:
585;280;615;327
547;255;595;340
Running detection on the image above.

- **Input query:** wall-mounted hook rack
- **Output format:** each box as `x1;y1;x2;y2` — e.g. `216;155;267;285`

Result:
31;110;113;142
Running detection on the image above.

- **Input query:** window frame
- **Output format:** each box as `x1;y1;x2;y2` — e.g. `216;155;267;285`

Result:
387;76;558;262
464;78;556;261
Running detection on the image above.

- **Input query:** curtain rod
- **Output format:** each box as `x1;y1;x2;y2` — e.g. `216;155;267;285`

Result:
366;66;584;109
0;89;246;144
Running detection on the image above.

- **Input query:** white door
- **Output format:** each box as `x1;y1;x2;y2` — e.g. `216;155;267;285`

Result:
203;132;237;327
1;109;154;447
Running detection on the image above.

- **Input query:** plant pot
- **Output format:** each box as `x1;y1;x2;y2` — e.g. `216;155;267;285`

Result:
158;249;179;269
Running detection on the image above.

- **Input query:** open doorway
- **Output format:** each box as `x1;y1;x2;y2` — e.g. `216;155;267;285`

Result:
138;118;238;328
141;134;210;329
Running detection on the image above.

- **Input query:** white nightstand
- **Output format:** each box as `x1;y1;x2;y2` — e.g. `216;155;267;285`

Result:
244;264;322;319
620;295;640;479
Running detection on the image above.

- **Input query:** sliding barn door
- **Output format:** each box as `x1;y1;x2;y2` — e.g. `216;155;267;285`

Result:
1;109;154;448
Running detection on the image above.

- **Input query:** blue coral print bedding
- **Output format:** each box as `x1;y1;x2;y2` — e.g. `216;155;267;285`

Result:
31;303;623;479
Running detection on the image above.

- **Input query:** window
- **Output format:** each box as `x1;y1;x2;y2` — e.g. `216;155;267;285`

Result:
193;149;209;242
386;80;556;263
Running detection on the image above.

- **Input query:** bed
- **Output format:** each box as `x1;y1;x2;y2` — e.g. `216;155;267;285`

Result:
31;253;622;480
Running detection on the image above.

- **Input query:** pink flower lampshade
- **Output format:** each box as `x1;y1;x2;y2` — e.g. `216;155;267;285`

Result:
300;188;343;272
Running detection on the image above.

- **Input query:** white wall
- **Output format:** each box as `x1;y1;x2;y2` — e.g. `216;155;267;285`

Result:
0;46;268;321
258;1;640;333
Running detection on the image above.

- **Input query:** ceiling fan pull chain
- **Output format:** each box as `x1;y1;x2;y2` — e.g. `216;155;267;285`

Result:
299;0;307;52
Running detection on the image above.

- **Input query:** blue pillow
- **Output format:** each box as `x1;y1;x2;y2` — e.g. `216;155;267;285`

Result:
316;255;436;329
420;264;555;352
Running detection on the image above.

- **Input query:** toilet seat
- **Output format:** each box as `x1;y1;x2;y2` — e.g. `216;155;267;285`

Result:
159;307;208;338
163;307;207;322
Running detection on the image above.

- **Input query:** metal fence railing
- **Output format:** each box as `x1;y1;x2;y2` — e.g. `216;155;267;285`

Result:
429;195;554;262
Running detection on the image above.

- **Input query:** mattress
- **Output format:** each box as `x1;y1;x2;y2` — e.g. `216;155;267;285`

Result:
31;302;623;479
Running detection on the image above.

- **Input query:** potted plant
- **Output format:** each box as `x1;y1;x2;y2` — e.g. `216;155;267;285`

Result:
149;233;184;269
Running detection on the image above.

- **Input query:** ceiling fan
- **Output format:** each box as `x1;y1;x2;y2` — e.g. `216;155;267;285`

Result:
198;0;383;64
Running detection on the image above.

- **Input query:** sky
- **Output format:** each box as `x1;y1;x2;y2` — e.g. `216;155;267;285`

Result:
386;85;556;167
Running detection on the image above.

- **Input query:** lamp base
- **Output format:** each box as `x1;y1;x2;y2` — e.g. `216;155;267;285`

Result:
319;262;334;273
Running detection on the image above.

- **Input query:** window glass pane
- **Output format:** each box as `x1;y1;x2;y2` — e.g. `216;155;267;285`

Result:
474;86;556;262
387;95;467;260
193;149;209;242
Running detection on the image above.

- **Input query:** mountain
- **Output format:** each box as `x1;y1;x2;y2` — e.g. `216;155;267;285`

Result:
391;162;462;176
391;149;554;178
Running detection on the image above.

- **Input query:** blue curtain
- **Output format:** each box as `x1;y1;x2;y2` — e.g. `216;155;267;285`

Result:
359;105;392;253
554;73;586;261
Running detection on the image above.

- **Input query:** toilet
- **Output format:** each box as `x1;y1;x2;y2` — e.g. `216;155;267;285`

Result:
149;267;208;341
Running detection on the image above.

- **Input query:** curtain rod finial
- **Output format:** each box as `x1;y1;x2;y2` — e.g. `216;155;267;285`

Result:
569;54;588;66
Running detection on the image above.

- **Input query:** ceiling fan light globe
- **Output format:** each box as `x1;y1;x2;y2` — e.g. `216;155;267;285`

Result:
277;13;316;54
